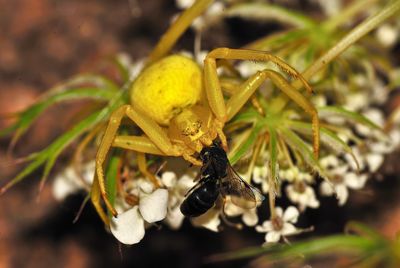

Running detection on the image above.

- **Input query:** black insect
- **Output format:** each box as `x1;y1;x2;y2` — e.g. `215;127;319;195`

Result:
180;141;264;217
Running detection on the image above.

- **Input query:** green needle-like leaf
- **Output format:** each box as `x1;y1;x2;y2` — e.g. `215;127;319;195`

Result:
230;107;261;124
6;87;117;148
226;3;315;28
268;127;279;188
288;121;360;171
0;88;126;195
209;234;378;263
229;123;264;165
105;154;120;217
318;107;382;130
280;128;329;180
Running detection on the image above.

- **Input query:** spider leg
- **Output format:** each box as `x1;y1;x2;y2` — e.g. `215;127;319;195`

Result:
113;135;165;155
203;48;319;158
228;70;320;158
91;175;110;226
205;48;313;94
203;48;313;121
137;152;161;188
114;135;202;167
94;105;184;219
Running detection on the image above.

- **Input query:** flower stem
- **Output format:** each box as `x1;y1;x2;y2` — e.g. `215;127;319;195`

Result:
266;133;277;219
147;0;213;63
322;0;380;33
303;0;400;83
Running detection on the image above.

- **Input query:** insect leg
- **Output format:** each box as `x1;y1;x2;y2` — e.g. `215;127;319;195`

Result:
220;197;243;230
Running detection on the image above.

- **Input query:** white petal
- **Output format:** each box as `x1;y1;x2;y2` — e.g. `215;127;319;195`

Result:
138;179;155;194
191;209;221;232
139;189;168;223
281;222;297;235
113;197;134;214
320;181;335;196
317;0;341;16
389;129;400;147
176;0;195;9
261;181;270;193
376;24;398;47
81;161;95;184
287;185;320;210
344;92;368;111
304;187;320;208
330;165;348;176
370;139;393;154
274;207;283;218
52;167;85;201
366;153;384;173
355;123;373;137
319;154;339;168
299;172;312;182
336;184;349;206
253;166;268;184
165;206;185;230
255;221;273;233
286;185;297;200
265;231;281;243
110;206;145;245
364;109;385;127
161;171;177;188
324;115;346;125
312;94;327;107
242;209;258;226
345;173;367;190
284;167;298;182
283;206;299;223
224;202;243;217
237;61;267;78
207;2;224;16
177;174;196;194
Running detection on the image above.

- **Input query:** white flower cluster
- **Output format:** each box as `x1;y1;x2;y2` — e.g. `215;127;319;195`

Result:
53;166;265;244
175;0;225;32
52;161;95;201
109;172;196;245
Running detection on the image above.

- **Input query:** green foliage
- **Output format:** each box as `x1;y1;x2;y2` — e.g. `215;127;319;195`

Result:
209;222;400;267
0;57;131;195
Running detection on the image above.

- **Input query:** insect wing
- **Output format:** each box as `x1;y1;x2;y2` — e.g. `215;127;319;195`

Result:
221;165;264;209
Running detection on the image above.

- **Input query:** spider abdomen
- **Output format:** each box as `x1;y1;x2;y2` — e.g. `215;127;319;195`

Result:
130;55;202;126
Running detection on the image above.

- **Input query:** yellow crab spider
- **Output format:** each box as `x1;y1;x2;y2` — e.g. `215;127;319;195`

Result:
91;0;320;222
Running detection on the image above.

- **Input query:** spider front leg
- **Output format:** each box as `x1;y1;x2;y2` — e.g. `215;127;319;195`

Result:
93;105;187;218
113;135;202;166
203;47;314;123
203;48;319;158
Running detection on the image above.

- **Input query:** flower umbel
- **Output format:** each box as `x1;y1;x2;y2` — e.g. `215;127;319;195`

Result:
256;206;302;244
